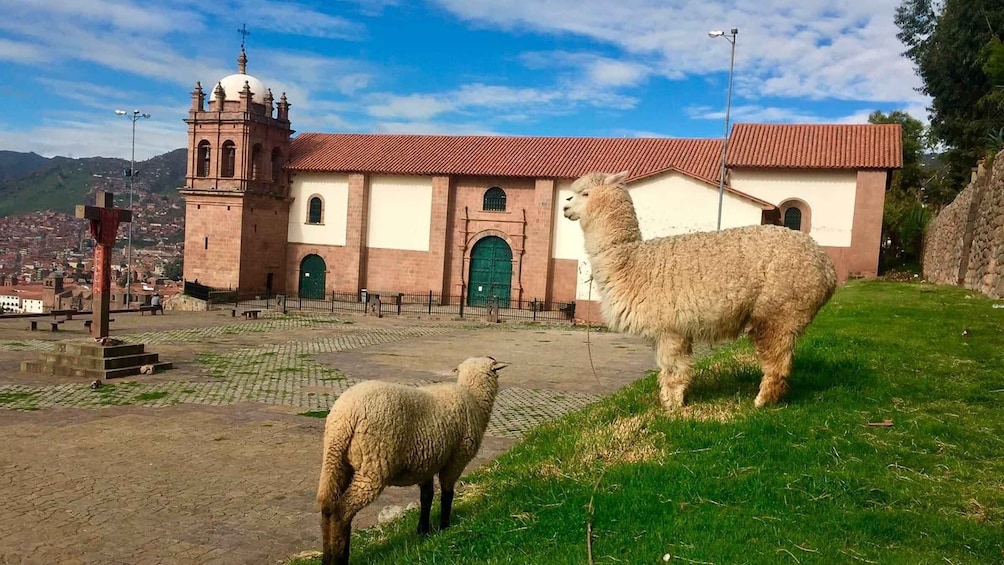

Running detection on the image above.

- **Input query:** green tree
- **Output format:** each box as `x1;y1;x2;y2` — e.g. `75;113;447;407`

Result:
868;110;933;272
895;0;1004;191
163;258;183;280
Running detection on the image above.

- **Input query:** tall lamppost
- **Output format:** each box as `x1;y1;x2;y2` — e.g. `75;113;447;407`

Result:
708;27;737;231
114;109;150;306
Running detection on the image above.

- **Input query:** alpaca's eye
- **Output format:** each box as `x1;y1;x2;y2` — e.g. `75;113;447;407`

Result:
582;191;589;197
566;196;572;202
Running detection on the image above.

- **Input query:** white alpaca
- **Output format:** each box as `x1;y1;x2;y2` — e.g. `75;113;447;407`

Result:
316;356;507;565
563;171;837;409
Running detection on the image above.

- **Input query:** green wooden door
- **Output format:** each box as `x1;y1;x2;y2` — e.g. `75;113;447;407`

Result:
467;236;512;307
298;254;326;299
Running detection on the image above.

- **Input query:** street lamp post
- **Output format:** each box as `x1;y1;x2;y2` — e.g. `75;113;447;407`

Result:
114;109;150;306
708;28;738;231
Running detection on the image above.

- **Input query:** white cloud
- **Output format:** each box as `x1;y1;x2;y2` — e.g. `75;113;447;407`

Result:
0;108;186;160
432;0;924;104
0;38;48;64
365;82;636;123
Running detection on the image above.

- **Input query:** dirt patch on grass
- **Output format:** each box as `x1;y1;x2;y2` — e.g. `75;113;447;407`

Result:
577;413;664;468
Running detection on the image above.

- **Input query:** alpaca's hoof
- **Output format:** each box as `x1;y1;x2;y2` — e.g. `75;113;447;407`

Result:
659;387;686;409
754;383;788;408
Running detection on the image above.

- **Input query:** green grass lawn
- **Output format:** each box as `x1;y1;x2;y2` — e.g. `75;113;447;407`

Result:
291;281;1004;564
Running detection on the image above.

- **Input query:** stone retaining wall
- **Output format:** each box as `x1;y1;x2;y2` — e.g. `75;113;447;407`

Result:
924;155;1004;298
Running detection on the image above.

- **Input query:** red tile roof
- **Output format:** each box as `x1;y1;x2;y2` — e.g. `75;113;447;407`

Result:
288;133;725;183
726;123;903;169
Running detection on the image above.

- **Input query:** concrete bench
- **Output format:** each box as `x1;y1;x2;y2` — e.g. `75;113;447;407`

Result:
50;309;75;321
242;309;262;320
139;304;163;315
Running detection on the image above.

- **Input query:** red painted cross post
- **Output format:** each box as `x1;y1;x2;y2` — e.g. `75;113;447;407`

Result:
76;191;132;340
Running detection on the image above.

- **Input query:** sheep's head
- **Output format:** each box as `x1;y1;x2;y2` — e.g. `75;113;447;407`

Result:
453;356;508;384
562;170;630;222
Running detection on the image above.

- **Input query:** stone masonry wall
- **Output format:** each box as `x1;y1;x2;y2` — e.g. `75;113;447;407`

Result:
923;154;1004;298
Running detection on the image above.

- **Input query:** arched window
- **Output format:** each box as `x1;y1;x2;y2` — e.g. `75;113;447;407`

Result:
783;207;802;230
271;147;282;184
779;200;811;233
221;141;236;178
483;187;506;211
307;196;323;224
197;141;211;177
251;143;263;180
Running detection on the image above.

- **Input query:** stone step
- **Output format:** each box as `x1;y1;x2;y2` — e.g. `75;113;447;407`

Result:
42;352;162;371
56;342;146;358
20;360;173;380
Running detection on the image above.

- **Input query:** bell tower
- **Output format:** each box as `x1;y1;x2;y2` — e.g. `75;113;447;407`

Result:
180;43;294;294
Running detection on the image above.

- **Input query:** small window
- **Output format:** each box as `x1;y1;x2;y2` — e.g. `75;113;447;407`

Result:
783;207;802;231
483;187;506;211
221;141;236;178
308;196;323;224
197;141;211;177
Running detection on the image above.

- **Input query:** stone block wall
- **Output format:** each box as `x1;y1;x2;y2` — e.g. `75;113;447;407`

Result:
923;154;1004;298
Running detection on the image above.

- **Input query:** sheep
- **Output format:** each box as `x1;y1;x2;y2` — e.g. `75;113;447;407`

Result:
316;356;508;565
563;170;837;409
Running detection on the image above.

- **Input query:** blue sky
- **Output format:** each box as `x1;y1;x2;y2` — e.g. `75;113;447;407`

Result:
0;0;926;160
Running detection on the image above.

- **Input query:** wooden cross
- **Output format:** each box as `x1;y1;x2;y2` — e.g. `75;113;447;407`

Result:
76;191;132;340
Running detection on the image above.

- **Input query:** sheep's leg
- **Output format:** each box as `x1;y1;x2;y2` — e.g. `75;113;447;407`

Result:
751;321;798;408
655;334;693;409
438;465;464;530
440;484;455;530
323;474;385;565
418;478;435;535
321;508;351;565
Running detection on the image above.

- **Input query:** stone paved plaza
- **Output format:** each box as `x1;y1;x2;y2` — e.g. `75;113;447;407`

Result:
0;309;656;564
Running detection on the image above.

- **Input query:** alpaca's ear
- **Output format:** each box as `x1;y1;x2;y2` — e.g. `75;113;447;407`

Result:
605;170;629;186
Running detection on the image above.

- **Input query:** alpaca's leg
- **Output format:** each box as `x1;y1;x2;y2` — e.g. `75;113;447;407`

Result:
655;334;693;409
751;320;799;407
323;473;385;565
418;478;434;535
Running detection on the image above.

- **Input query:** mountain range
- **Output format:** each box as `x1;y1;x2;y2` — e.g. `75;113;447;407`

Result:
0;149;187;217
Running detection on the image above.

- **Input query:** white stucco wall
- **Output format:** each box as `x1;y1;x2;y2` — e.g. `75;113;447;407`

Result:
367;175;433;251
0;295;20;313
22;299;43;314
551;172;767;300
729;169;858;247
287;173;349;246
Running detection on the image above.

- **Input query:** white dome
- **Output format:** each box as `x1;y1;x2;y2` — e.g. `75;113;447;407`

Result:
215;73;268;104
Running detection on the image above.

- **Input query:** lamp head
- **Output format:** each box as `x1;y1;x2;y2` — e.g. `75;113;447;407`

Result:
114;110;127;115
708;30;724;38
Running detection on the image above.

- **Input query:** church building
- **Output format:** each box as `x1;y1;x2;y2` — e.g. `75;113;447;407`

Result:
181;49;903;321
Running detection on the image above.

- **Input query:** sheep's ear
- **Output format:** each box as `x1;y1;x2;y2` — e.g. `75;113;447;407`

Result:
605;170;629;186
451;367;459;374
492;361;509;372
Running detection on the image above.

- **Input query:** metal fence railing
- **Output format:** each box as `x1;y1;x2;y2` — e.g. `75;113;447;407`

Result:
183;281;576;323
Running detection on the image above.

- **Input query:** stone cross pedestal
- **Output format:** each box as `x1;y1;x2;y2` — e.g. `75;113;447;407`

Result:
76;191;131;340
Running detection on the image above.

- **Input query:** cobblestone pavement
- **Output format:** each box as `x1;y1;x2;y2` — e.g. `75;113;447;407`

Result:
0;311;656;564
0;316;607;438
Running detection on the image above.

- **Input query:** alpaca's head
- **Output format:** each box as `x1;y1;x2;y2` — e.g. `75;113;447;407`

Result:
562;170;629;222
